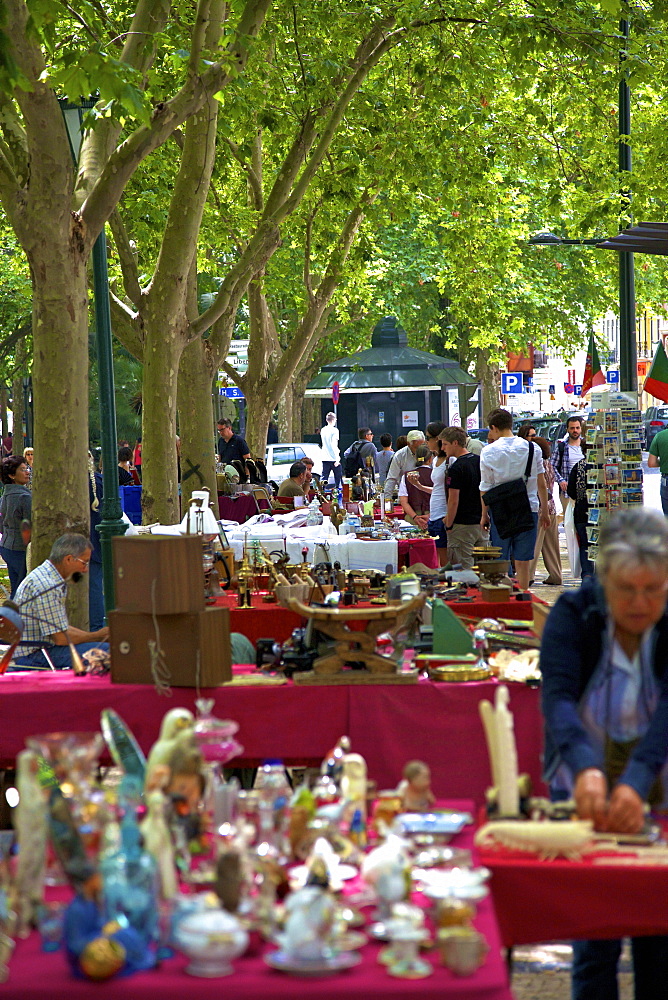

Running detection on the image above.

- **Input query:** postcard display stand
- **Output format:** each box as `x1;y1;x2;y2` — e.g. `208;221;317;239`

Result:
586;392;643;561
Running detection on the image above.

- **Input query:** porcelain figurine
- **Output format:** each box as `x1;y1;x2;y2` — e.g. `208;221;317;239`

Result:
279;858;336;962
14;749;48;935
63;859;152;980
140;789;178;900
397;760;435;813
145;708;195;789
340;752;367;823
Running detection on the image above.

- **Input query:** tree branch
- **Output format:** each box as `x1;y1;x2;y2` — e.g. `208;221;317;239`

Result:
108;207;142;307
80;0;272;243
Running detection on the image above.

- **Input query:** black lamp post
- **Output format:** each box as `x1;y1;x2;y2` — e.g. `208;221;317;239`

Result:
527;19;637;395
60;99;127;614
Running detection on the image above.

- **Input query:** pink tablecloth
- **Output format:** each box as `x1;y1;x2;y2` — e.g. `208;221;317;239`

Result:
480;835;668;947
0;671;544;806
397;536;438;569
6;801;512;1000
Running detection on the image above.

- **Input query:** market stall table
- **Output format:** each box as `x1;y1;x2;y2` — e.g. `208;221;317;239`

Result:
218;590;540;645
5;801;513;1000
0;670;544;805
478;836;668;948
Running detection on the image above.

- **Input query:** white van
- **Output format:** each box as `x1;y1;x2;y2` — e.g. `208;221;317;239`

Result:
265;442;323;484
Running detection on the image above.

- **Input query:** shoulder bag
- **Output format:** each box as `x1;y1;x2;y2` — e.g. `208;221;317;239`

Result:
483;442;535;539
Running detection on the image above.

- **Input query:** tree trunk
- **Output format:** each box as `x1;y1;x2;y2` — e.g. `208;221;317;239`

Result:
243;386;274;457
141;333;182;525
302;396;320;440
178;338;217;509
31;248;90;627
278;392;293;443
0;385;7;442
475;349;499;422
12;338;27;453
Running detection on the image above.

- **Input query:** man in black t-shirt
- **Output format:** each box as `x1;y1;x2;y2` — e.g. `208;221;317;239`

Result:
217;418;251;465
440;427;483;569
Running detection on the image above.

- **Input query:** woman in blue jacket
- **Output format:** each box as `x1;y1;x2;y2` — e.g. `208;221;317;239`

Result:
541;507;668;999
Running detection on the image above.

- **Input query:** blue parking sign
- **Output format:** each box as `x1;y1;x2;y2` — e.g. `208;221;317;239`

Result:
501;372;523;394
574;385;582;396
606;370;619;385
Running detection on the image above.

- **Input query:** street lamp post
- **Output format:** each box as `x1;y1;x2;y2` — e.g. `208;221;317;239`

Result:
527;19;638;395
60;100;127;614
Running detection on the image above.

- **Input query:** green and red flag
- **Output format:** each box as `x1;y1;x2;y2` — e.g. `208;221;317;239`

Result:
580;332;606;396
644;338;668;404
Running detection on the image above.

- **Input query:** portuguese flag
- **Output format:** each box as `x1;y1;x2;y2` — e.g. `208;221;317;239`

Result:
644;339;668;404
580;331;606;396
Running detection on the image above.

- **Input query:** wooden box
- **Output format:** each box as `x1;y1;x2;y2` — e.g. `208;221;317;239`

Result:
113;534;204;615
109;606;231;686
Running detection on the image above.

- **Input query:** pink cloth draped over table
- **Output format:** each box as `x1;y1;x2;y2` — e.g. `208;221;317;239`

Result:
397;536;439;569
7;800;512;1000
480;831;668;947
0;671;545;806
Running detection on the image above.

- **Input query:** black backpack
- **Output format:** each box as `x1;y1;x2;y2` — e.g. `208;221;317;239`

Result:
344;442;365;478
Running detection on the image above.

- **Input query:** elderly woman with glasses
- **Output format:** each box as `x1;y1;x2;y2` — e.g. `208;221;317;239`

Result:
541;508;668;999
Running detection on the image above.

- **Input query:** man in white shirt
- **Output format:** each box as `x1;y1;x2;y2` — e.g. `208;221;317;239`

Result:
383;430;425;497
320;412;342;489
479;408;550;590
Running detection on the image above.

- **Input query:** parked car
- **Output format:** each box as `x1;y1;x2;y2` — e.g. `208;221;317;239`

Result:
264;442;323;483
644;406;668;448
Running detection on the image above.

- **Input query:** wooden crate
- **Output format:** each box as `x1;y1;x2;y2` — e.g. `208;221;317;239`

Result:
109;606;231;686
112;534;204;615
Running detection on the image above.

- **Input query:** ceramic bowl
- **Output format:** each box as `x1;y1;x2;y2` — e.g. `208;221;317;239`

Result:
174;908;248;977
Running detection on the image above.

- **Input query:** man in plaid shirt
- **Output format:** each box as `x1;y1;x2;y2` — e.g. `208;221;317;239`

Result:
551;416;584;513
13;533;109;668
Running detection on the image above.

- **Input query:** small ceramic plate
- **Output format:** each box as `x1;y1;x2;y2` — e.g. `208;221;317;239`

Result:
289;863;357;890
264;950;362;976
397;811;473;837
416;867;491;901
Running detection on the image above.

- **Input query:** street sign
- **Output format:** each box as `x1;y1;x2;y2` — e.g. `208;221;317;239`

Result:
548;384;555;394
574;384;583;396
332;381;340;405
220;387;245;398
229;339;250;352
567;368;576;384
606;370;620;385
501;372;523;394
564;383;574;394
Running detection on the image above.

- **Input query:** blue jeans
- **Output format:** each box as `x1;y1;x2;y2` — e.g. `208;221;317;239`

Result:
427;517;448;549
13;641;109;669
89;560;105;631
496;512;538;563
321;462;342;488
575;522;594;578
660;476;668;517
572;936;668;1000
0;547;27;597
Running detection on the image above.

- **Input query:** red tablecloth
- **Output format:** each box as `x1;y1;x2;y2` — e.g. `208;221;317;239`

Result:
220;590;540;644
480;839;668;947
6;801;512;1000
397;536;438;569
218;493;265;522
0;671;544;806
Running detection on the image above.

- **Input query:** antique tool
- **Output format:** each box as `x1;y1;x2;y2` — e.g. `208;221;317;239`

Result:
286;593;426;682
